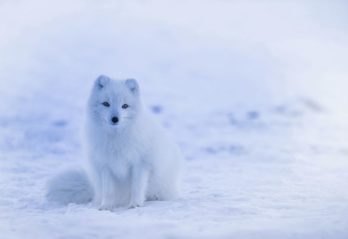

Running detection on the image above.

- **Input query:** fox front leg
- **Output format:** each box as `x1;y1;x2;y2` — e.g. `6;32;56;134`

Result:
99;168;117;211
128;164;149;208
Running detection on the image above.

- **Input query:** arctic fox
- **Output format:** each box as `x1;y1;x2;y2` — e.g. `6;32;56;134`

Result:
47;75;182;209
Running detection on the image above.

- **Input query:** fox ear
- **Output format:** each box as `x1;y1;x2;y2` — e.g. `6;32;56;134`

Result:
125;78;139;95
95;75;110;89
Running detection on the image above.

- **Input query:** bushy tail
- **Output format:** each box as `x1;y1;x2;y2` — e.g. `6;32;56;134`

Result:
46;169;93;205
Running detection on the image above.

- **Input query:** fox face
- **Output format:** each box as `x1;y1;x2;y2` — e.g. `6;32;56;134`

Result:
88;75;141;131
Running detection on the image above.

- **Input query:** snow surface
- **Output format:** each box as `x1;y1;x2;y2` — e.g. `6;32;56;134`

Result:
1;0;348;238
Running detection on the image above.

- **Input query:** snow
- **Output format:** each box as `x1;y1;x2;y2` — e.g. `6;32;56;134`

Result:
1;0;348;238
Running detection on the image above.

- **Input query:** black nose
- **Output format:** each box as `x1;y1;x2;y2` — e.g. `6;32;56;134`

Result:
111;117;119;124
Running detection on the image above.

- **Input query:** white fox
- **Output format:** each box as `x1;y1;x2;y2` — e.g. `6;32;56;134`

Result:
47;75;183;210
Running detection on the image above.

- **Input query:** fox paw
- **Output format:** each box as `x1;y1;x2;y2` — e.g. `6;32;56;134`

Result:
98;204;114;211
128;201;144;209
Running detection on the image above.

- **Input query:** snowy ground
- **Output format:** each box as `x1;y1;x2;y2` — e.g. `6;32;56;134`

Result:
1;0;348;238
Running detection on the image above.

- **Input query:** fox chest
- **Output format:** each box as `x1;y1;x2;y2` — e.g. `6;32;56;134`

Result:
104;146;142;178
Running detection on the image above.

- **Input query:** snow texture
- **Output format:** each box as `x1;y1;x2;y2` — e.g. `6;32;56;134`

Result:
1;0;348;238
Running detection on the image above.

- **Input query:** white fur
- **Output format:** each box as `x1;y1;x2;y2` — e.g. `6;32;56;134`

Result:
47;76;182;210
46;169;93;205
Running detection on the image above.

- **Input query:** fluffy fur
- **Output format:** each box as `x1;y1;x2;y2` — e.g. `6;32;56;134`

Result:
46;169;93;205
47;75;183;210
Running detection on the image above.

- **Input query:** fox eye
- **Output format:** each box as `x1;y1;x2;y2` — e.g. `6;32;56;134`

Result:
122;104;129;109
102;102;110;107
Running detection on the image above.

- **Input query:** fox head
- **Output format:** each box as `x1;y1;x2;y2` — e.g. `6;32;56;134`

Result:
88;75;141;131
